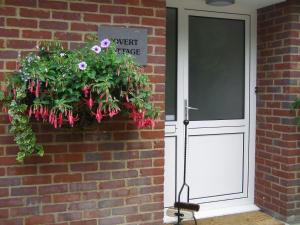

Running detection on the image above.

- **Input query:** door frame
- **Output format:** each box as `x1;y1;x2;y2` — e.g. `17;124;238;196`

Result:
164;0;258;222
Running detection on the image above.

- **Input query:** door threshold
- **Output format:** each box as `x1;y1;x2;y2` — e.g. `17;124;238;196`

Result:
166;210;284;225
164;204;260;223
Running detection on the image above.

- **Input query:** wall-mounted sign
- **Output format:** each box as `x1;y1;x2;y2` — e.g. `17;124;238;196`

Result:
98;26;148;65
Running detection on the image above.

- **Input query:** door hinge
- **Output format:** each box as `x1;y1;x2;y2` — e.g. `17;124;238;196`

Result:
255;86;258;94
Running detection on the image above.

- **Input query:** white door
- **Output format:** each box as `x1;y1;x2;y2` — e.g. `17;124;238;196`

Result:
164;5;257;221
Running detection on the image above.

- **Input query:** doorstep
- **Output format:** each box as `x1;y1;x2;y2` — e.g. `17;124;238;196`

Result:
168;211;284;225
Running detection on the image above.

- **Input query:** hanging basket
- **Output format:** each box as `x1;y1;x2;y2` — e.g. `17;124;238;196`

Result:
0;35;160;162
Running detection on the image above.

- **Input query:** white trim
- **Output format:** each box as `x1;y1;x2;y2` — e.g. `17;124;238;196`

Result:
164;0;258;220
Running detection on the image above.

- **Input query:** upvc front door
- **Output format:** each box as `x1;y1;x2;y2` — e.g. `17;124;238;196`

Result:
164;4;257;222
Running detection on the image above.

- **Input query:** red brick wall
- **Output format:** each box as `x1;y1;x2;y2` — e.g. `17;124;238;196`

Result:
256;0;300;223
0;0;166;224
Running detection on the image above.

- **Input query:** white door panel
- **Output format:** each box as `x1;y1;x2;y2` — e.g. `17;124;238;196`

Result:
187;133;244;200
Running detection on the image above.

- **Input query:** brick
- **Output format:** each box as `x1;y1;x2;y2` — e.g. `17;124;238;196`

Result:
99;180;125;189
111;188;138;198
54;174;82;183
39;184;68;195
142;18;165;27
0;198;23;208
70;220;97;225
113;16;139;24
54;193;81;203
84;172;110;181
23;30;52;39
23;175;51;185
140;168;163;176
56;133;83;142
141;0;165;7
6;40;36;49
24;155;52;164
20;8;50;18
69;144;97;152
52;11;81;21
0;177;20;187
127;177;151;186
58;212;82;222
83;209;110;219
69;201;96;211
127;159;152;169
5;0;37;7
0;7;16;16
84;13;111;23
10;207;39;217
112;206;138;215
128;7;154;16
100;5;126;14
39;165;68;174
70;182;97;192
43;144;67;153
0;28;19;38
112;170;138;179
126;213;152;223
98;217;124;225
71;23;98;32
7;166;37;175
114;0;139;5
85;153;102;161
114;132;139;140
0;156;18;165
100;162;125;170
0;209;9;218
11;187;36;196
99;142;124;151
43;204;67;213
70;3;98;12
6;18;37;28
25;215;55;225
39;0;68;9
71;163;98;172
0;188;9;197
54;154;83;163
113;151;139;160
54;32;82;41
98;199;124;209
40;20;68;30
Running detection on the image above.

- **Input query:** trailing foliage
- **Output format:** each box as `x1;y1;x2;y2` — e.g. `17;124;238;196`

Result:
291;98;300;126
0;36;160;162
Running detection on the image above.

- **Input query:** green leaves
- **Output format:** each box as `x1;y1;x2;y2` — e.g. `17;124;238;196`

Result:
1;37;160;162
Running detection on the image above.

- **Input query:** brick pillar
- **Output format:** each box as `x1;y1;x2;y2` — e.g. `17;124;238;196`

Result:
0;0;166;225
256;0;300;223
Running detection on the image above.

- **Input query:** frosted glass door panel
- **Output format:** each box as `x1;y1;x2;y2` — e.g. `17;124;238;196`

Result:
189;16;245;121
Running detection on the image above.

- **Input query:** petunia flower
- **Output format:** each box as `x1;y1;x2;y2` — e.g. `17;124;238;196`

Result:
100;39;111;48
91;45;101;54
78;61;87;70
60;53;65;57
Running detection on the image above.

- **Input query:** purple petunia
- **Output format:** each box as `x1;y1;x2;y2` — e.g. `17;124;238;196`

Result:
91;45;101;54
78;61;87;71
100;39;111;48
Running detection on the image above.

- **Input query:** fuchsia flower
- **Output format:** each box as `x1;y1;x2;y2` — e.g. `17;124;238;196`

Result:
35;79;39;97
95;106;103;123
86;97;94;110
67;110;78;127
91;45;101;54
100;39;110;48
78;61;87;70
108;107;120;118
82;86;90;98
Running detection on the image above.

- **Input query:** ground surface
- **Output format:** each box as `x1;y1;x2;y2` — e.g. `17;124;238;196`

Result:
169;211;284;225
